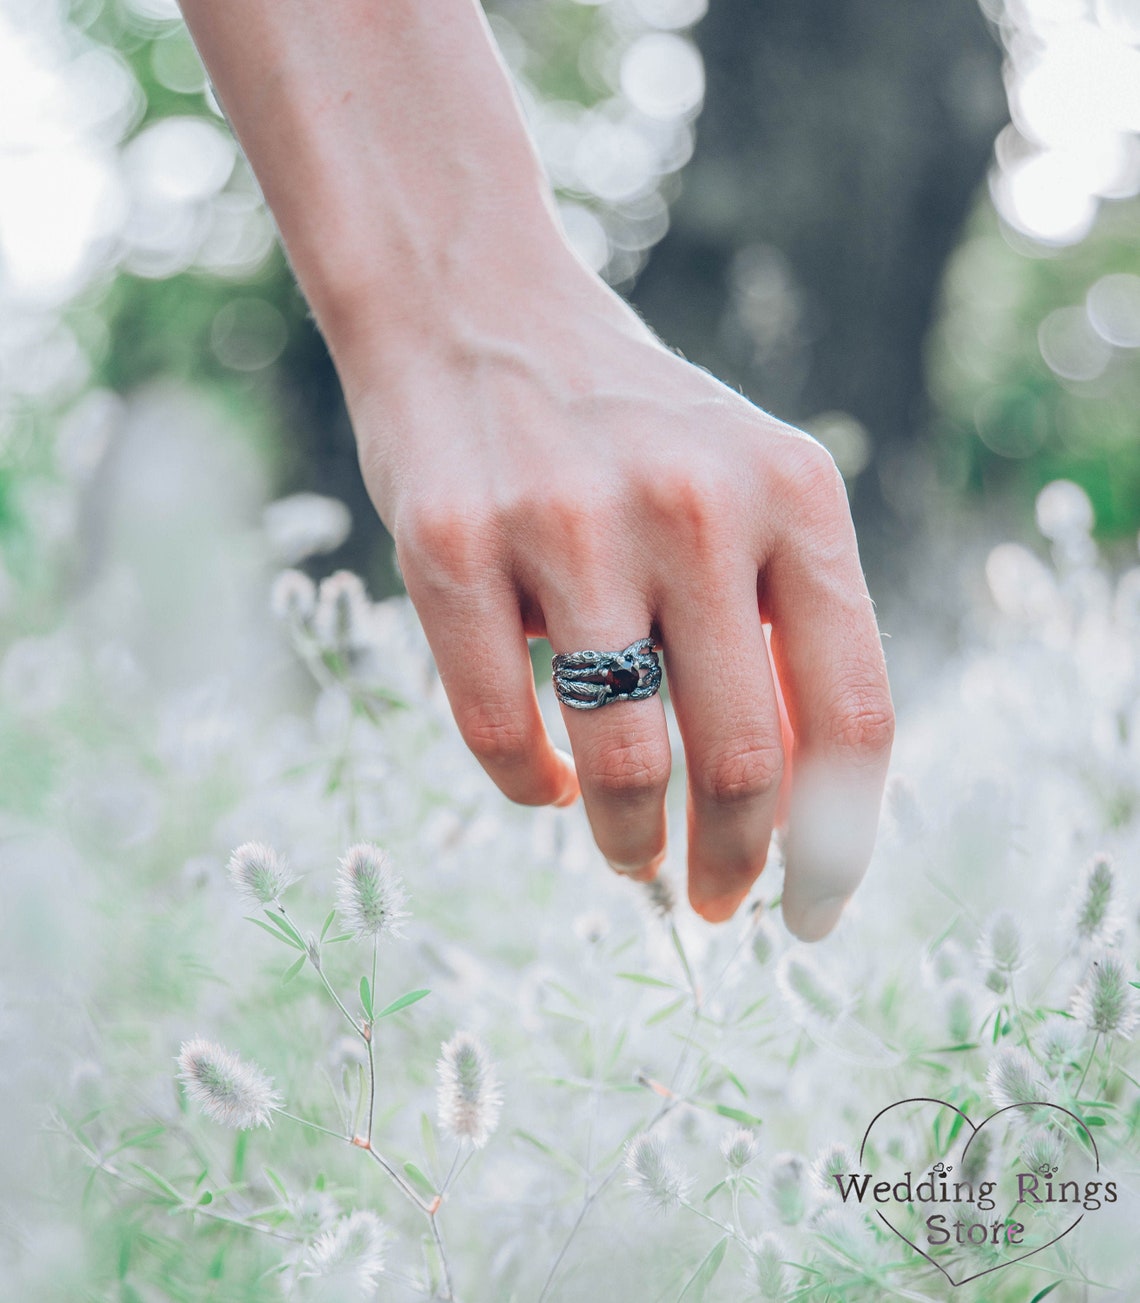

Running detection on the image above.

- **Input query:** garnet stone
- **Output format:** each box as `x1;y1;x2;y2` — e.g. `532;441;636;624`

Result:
604;664;641;695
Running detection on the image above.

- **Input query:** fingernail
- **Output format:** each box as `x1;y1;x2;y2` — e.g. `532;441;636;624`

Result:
790;894;848;942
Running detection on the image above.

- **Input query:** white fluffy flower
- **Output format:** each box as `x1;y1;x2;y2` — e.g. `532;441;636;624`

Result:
335;844;408;941
624;1132;690;1212
270;569;316;626
436;1032;502;1148
1067;854;1123;949
809;1142;860;1198
226;841;295;906
721;1128;759;1171
303;1210;386;1296
986;1046;1052;1110
776;952;846;1024
263;493;351;565
177;1038;279;1129
1071;954;1138;1038
750;1232;790;1301
315;570;370;653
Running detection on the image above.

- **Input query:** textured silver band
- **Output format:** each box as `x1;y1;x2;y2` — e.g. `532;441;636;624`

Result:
551;637;662;710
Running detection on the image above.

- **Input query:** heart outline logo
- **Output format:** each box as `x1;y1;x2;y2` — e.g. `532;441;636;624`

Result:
857;1096;1100;1288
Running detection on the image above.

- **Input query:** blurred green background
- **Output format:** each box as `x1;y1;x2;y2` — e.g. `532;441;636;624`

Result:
2;0;1139;613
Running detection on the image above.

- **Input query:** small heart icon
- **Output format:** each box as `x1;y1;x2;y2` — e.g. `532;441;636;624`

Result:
840;1096;1102;1287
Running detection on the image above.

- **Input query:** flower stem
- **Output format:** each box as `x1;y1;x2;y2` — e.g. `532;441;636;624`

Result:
1075;1033;1100;1098
366;935;379;1144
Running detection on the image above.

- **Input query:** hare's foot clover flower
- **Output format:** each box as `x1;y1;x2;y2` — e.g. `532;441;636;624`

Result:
336;843;408;941
226;841;296;907
986;1045;1052;1110
809;1142;860;1198
769;1153;807;1225
1036;1015;1082;1074
1071;954;1138;1038
776;952;846;1025
641;873;676;918
721;1127;760;1172
1068;854;1123;950
303;1210;387;1296
177;1038;280;1129
270;568;317;628
749;1232;791;1300
624;1132;690;1212
978;910;1025;993
436;1031;502;1149
1020;1126;1067;1176
316;570;370;654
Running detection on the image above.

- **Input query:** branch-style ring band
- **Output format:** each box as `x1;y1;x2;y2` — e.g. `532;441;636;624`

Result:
551;638;662;710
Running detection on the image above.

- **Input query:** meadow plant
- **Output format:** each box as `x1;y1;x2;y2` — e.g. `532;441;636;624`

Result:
5;470;1140;1301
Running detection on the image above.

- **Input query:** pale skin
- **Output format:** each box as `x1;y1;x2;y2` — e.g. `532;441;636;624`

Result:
179;0;894;939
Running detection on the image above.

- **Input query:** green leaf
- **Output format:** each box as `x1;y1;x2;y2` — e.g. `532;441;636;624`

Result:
513;1129;584;1177
127;1162;183;1205
1029;1284;1062;1303
233;1131;249;1184
616;972;677;989
264;909;306;949
711;1103;764;1128
104;1124;166;1158
677;1237;728;1301
725;1070;748;1099
244;916;305;951
375;988;431;1019
646;996;687;1026
359;976;374;1020
1083;1115;1107;1126
403;1161;436;1199
198;1190;213;1206
282;953;307;985
671;924;697;994
320;909;337;942
420;1113;439;1173
325;933;355;945
702;1179;726;1203
946;1111;966;1149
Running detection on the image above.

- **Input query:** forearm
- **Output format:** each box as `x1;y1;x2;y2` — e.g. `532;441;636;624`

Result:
179;0;571;357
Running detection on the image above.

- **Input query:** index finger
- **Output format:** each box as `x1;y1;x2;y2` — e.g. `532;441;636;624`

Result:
763;447;894;941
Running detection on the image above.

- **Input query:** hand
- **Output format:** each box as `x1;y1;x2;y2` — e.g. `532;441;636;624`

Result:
341;255;894;938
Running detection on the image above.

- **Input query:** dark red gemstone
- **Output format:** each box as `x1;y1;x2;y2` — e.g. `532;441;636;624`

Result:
606;665;640;695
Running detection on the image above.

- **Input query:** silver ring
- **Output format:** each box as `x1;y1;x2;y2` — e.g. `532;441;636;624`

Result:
551;637;662;710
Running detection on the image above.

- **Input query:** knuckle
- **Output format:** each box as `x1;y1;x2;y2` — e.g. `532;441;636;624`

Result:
396;499;497;589
780;440;847;523
644;463;724;533
823;686;896;756
695;738;784;804
587;737;670;801
456;702;534;767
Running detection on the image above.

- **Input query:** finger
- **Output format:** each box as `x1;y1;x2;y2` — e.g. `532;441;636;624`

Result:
764;451;894;941
545;604;671;877
661;569;785;922
404;572;579;808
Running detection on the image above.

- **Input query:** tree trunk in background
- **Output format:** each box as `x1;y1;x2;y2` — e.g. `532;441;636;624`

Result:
630;0;1007;565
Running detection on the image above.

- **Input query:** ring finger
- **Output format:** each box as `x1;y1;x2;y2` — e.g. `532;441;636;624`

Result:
544;599;672;878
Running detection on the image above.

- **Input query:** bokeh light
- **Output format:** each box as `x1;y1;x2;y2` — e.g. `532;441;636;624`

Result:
991;0;1140;245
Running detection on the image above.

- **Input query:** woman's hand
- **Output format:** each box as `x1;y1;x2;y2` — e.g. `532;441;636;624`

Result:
342;259;893;936
177;0;893;935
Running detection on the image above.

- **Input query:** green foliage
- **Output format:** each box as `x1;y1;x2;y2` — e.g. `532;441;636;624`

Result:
928;199;1140;537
